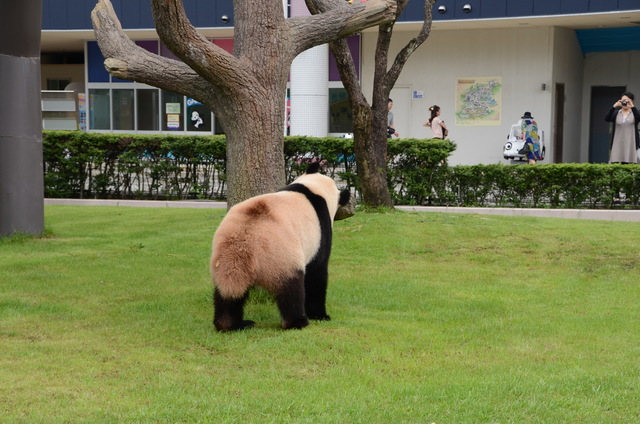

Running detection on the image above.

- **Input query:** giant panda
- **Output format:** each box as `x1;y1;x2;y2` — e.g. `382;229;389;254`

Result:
210;162;352;331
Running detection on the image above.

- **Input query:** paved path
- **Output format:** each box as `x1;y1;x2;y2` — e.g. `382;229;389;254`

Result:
45;199;640;222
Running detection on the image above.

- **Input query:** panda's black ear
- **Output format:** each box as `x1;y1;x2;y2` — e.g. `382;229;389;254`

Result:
306;162;321;175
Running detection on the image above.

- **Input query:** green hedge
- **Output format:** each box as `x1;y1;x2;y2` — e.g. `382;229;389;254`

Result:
43;131;640;208
44;132;228;199
43;131;454;201
430;163;640;209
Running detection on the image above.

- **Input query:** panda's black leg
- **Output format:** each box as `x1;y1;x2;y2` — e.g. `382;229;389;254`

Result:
304;262;330;321
213;288;255;332
275;270;309;330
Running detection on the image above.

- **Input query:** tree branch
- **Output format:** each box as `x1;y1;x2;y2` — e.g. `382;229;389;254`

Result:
387;0;435;88
293;0;397;56
91;0;213;99
150;0;254;88
328;39;365;105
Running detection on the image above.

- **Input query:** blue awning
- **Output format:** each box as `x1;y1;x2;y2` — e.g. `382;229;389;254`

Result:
576;27;640;55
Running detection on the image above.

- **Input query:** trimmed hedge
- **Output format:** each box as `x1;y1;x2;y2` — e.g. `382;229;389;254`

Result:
428;163;640;209
43;131;640;208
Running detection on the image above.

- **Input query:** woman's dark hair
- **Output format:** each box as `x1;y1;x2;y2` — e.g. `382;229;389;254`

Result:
622;92;635;101
428;105;440;124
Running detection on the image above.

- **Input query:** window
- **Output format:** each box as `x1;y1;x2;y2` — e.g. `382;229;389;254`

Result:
329;88;352;133
112;89;135;130
137;89;160;131
47;79;71;90
89;89;110;130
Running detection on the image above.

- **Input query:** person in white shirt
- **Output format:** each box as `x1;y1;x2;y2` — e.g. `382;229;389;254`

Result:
423;105;447;139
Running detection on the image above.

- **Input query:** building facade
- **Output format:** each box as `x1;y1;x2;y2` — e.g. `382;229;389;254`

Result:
41;0;640;165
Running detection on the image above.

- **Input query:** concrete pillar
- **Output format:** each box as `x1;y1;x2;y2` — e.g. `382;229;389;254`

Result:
0;0;45;236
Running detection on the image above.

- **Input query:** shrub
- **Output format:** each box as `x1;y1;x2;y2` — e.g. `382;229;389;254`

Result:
43;131;640;208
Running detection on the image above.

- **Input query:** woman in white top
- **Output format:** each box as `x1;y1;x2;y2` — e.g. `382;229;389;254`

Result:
423;105;447;139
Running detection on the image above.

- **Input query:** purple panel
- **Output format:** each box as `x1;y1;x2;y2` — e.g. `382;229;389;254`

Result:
160;42;180;61
136;40;159;54
329;35;360;82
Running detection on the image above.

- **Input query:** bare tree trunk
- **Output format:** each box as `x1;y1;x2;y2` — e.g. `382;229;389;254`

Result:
0;0;44;237
217;86;288;206
328;34;394;208
352;78;393;207
316;0;435;208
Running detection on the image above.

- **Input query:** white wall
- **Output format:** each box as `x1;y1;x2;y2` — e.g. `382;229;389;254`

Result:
361;27;556;165
551;27;584;163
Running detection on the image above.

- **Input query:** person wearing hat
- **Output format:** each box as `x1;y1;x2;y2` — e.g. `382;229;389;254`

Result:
517;111;541;164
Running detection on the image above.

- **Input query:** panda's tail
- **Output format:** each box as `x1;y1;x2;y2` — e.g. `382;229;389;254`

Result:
211;246;255;299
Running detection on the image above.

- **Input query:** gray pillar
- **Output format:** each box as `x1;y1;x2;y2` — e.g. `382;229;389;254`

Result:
0;0;45;236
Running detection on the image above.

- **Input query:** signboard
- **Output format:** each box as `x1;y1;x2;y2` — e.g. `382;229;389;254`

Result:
455;76;502;126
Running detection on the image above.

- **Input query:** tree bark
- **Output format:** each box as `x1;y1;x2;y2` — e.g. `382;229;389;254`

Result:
92;0;396;206
0;0;44;236
313;0;435;208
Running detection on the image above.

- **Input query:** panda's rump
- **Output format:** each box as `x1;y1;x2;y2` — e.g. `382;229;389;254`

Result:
211;193;321;298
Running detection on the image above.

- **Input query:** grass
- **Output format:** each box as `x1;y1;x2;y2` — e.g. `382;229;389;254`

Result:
1;205;639;423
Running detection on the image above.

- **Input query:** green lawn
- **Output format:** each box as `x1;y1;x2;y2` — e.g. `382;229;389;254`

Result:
1;206;639;423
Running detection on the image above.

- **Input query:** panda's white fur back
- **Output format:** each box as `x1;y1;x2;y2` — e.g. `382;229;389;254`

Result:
211;190;323;299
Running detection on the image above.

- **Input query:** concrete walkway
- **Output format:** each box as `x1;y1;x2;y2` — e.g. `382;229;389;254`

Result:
45;198;640;222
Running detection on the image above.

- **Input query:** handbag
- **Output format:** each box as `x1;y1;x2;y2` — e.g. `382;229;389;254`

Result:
518;143;532;155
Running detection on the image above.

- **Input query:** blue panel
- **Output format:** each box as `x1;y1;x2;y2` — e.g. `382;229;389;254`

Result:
507;0;533;17
589;0;617;12
42;0;639;30
453;0;481;18
533;0;561;15
42;1;51;29
110;0;123;25
66;0;89;29
140;2;154;28
432;0;456;21
480;0;507;18
48;0;69;29
194;0;216;27
87;41;110;83
619;0;640;10
183;0;198;24
111;0;153;29
561;0;589;14
216;0;234;27
42;0;234;30
401;0;425;22
121;0;142;29
576;27;640;54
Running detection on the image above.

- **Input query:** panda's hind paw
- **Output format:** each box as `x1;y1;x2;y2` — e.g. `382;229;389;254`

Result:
239;320;256;330
215;319;256;332
308;313;331;321
282;316;309;330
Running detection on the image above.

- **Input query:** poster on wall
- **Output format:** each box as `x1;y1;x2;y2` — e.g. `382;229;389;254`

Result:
186;98;212;132
166;103;181;130
78;93;87;131
455;76;502;126
167;113;181;129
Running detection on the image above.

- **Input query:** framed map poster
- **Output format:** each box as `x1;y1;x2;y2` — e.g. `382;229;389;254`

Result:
455;76;502;126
